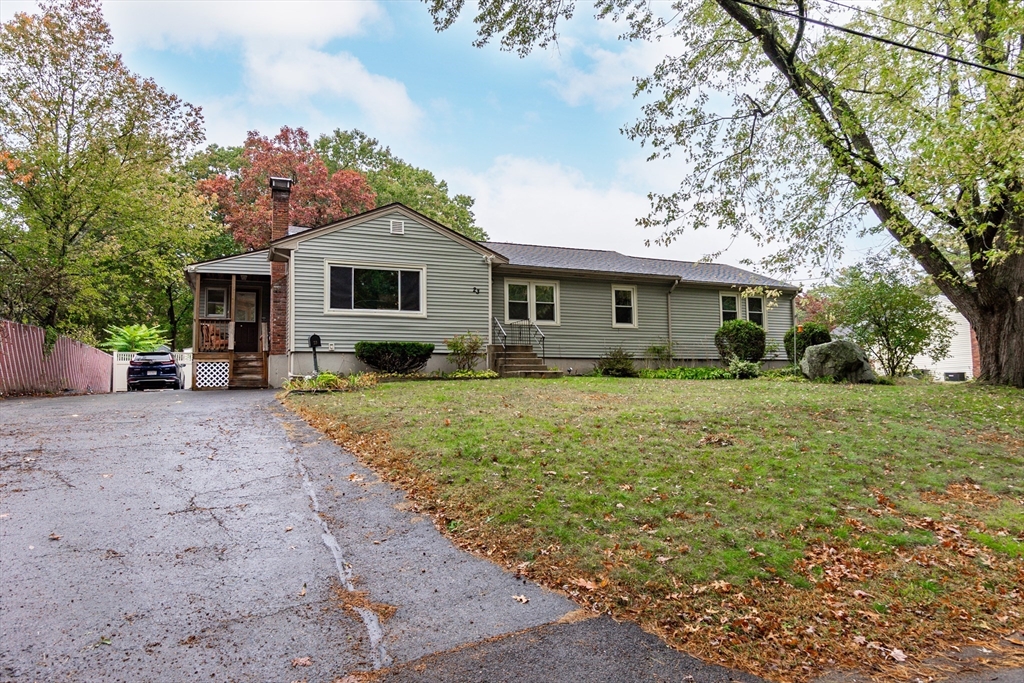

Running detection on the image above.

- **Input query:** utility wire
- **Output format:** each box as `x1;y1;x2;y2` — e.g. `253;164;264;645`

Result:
819;0;987;52
729;0;1024;81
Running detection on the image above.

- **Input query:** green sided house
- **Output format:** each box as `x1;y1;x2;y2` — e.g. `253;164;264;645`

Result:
185;178;799;389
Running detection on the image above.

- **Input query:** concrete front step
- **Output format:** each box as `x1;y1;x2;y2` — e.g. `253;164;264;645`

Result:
500;364;548;373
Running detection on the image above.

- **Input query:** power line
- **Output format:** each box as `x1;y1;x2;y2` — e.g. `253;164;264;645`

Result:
819;0;987;53
728;0;1024;81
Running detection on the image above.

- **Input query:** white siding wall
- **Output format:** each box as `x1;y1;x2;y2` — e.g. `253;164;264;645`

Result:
913;297;974;379
290;213;491;352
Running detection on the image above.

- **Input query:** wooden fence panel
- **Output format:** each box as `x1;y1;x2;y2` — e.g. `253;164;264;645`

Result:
0;320;112;396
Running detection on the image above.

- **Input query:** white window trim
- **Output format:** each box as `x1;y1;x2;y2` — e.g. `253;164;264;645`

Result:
719;291;739;325
745;295;767;331
323;260;428;318
611;284;638;329
205;287;228;319
505;278;560;326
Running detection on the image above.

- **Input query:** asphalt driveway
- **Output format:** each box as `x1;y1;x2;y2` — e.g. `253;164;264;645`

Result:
1;389;767;682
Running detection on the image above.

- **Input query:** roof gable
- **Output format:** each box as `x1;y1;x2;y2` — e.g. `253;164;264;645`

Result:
269;203;507;262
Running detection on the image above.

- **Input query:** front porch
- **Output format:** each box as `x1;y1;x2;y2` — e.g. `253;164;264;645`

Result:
187;259;272;390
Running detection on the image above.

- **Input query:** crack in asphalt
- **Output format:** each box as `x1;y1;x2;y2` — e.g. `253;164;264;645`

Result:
294;454;393;670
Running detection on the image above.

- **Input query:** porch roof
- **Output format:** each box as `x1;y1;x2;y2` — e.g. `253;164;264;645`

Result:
186;249;271;277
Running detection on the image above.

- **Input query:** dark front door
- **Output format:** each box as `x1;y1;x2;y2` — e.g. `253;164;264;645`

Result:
234;290;259;352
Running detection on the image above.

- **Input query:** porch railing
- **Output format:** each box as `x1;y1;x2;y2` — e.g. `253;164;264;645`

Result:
197;319;229;352
492;317;546;362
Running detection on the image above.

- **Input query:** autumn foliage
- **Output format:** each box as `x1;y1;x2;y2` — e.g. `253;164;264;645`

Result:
198;126;376;250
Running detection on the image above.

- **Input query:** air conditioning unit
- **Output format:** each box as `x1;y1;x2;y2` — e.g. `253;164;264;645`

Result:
390;220;405;235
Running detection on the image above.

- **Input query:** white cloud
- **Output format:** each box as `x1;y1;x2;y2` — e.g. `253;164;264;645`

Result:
448;155;768;267
100;0;422;137
544;40;663;110
245;47;422;135
102;1;382;50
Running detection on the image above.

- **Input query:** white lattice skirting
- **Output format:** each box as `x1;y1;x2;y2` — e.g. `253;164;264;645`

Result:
195;361;230;388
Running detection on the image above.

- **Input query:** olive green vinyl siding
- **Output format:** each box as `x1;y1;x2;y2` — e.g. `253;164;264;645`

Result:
290;213;490;352
493;274;670;357
191;250;271;276
199;280;231;319
670;288;723;359
492;275;794;360
766;295;794;359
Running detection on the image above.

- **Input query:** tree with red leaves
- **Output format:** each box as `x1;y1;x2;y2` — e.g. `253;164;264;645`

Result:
198;126;375;250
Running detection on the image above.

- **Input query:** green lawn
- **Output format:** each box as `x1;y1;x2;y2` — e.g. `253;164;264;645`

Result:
287;377;1023;681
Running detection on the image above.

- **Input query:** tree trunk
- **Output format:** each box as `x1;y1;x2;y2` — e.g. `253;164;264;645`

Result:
973;296;1024;388
166;285;178;352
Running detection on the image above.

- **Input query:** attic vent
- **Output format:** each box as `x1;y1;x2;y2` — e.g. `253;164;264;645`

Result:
390;220;405;235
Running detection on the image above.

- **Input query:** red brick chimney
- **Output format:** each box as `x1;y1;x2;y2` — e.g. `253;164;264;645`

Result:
269;177;292;356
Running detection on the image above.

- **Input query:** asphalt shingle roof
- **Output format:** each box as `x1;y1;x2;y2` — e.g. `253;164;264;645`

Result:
481;242;797;290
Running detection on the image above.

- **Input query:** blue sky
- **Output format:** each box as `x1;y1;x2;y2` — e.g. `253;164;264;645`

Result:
3;0;890;282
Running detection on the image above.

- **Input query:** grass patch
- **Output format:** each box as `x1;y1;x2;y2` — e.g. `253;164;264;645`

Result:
287;378;1024;681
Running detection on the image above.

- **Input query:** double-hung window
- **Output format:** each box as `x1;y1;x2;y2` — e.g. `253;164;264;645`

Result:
611;285;637;328
746;296;765;327
721;293;738;323
327;263;425;315
205;287;228;318
505;280;558;324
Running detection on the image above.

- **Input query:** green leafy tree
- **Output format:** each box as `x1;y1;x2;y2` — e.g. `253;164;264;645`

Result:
0;0;214;346
315;129;486;240
824;261;954;377
425;0;1024;387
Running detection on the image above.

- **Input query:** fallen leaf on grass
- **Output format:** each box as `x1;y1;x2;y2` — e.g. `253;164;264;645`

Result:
890;648;907;662
572;578;597;590
656;556;672;564
513;595;529;604
852;589;874;599
1004;632;1024;647
291;656;313;667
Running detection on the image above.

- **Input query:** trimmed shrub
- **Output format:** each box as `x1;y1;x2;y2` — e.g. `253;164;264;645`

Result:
445;332;485;371
727;356;761;379
596;347;639;377
783;322;832;362
714;319;766;362
639;366;731;380
355;341;434;374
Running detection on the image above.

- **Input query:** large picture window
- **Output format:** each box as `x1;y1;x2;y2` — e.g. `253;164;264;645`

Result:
505;279;559;325
327;264;424;315
611;285;637;328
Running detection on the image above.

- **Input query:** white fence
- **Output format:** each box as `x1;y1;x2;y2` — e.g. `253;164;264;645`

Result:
113;351;193;392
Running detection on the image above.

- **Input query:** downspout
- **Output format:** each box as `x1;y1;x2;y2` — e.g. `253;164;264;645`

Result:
667;278;681;361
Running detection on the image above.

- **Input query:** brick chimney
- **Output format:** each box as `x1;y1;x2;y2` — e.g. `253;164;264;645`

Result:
269;177;292;356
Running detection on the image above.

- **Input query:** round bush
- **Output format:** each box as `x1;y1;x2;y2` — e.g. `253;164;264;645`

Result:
714;319;766;362
354;341;434;374
783;322;831;362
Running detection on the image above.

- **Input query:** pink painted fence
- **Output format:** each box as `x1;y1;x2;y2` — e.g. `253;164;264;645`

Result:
0;320;112;396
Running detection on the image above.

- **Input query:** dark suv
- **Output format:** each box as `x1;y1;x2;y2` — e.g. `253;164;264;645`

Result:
127;351;183;391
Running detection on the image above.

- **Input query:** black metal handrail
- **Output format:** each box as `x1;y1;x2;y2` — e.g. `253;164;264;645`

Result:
506;319;546;362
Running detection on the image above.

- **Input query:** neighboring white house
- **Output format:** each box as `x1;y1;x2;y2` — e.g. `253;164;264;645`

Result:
913;296;977;381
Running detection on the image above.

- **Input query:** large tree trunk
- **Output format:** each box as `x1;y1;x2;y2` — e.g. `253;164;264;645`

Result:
972;295;1024;388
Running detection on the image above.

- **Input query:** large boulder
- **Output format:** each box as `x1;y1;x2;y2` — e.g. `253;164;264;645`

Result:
800;340;877;383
